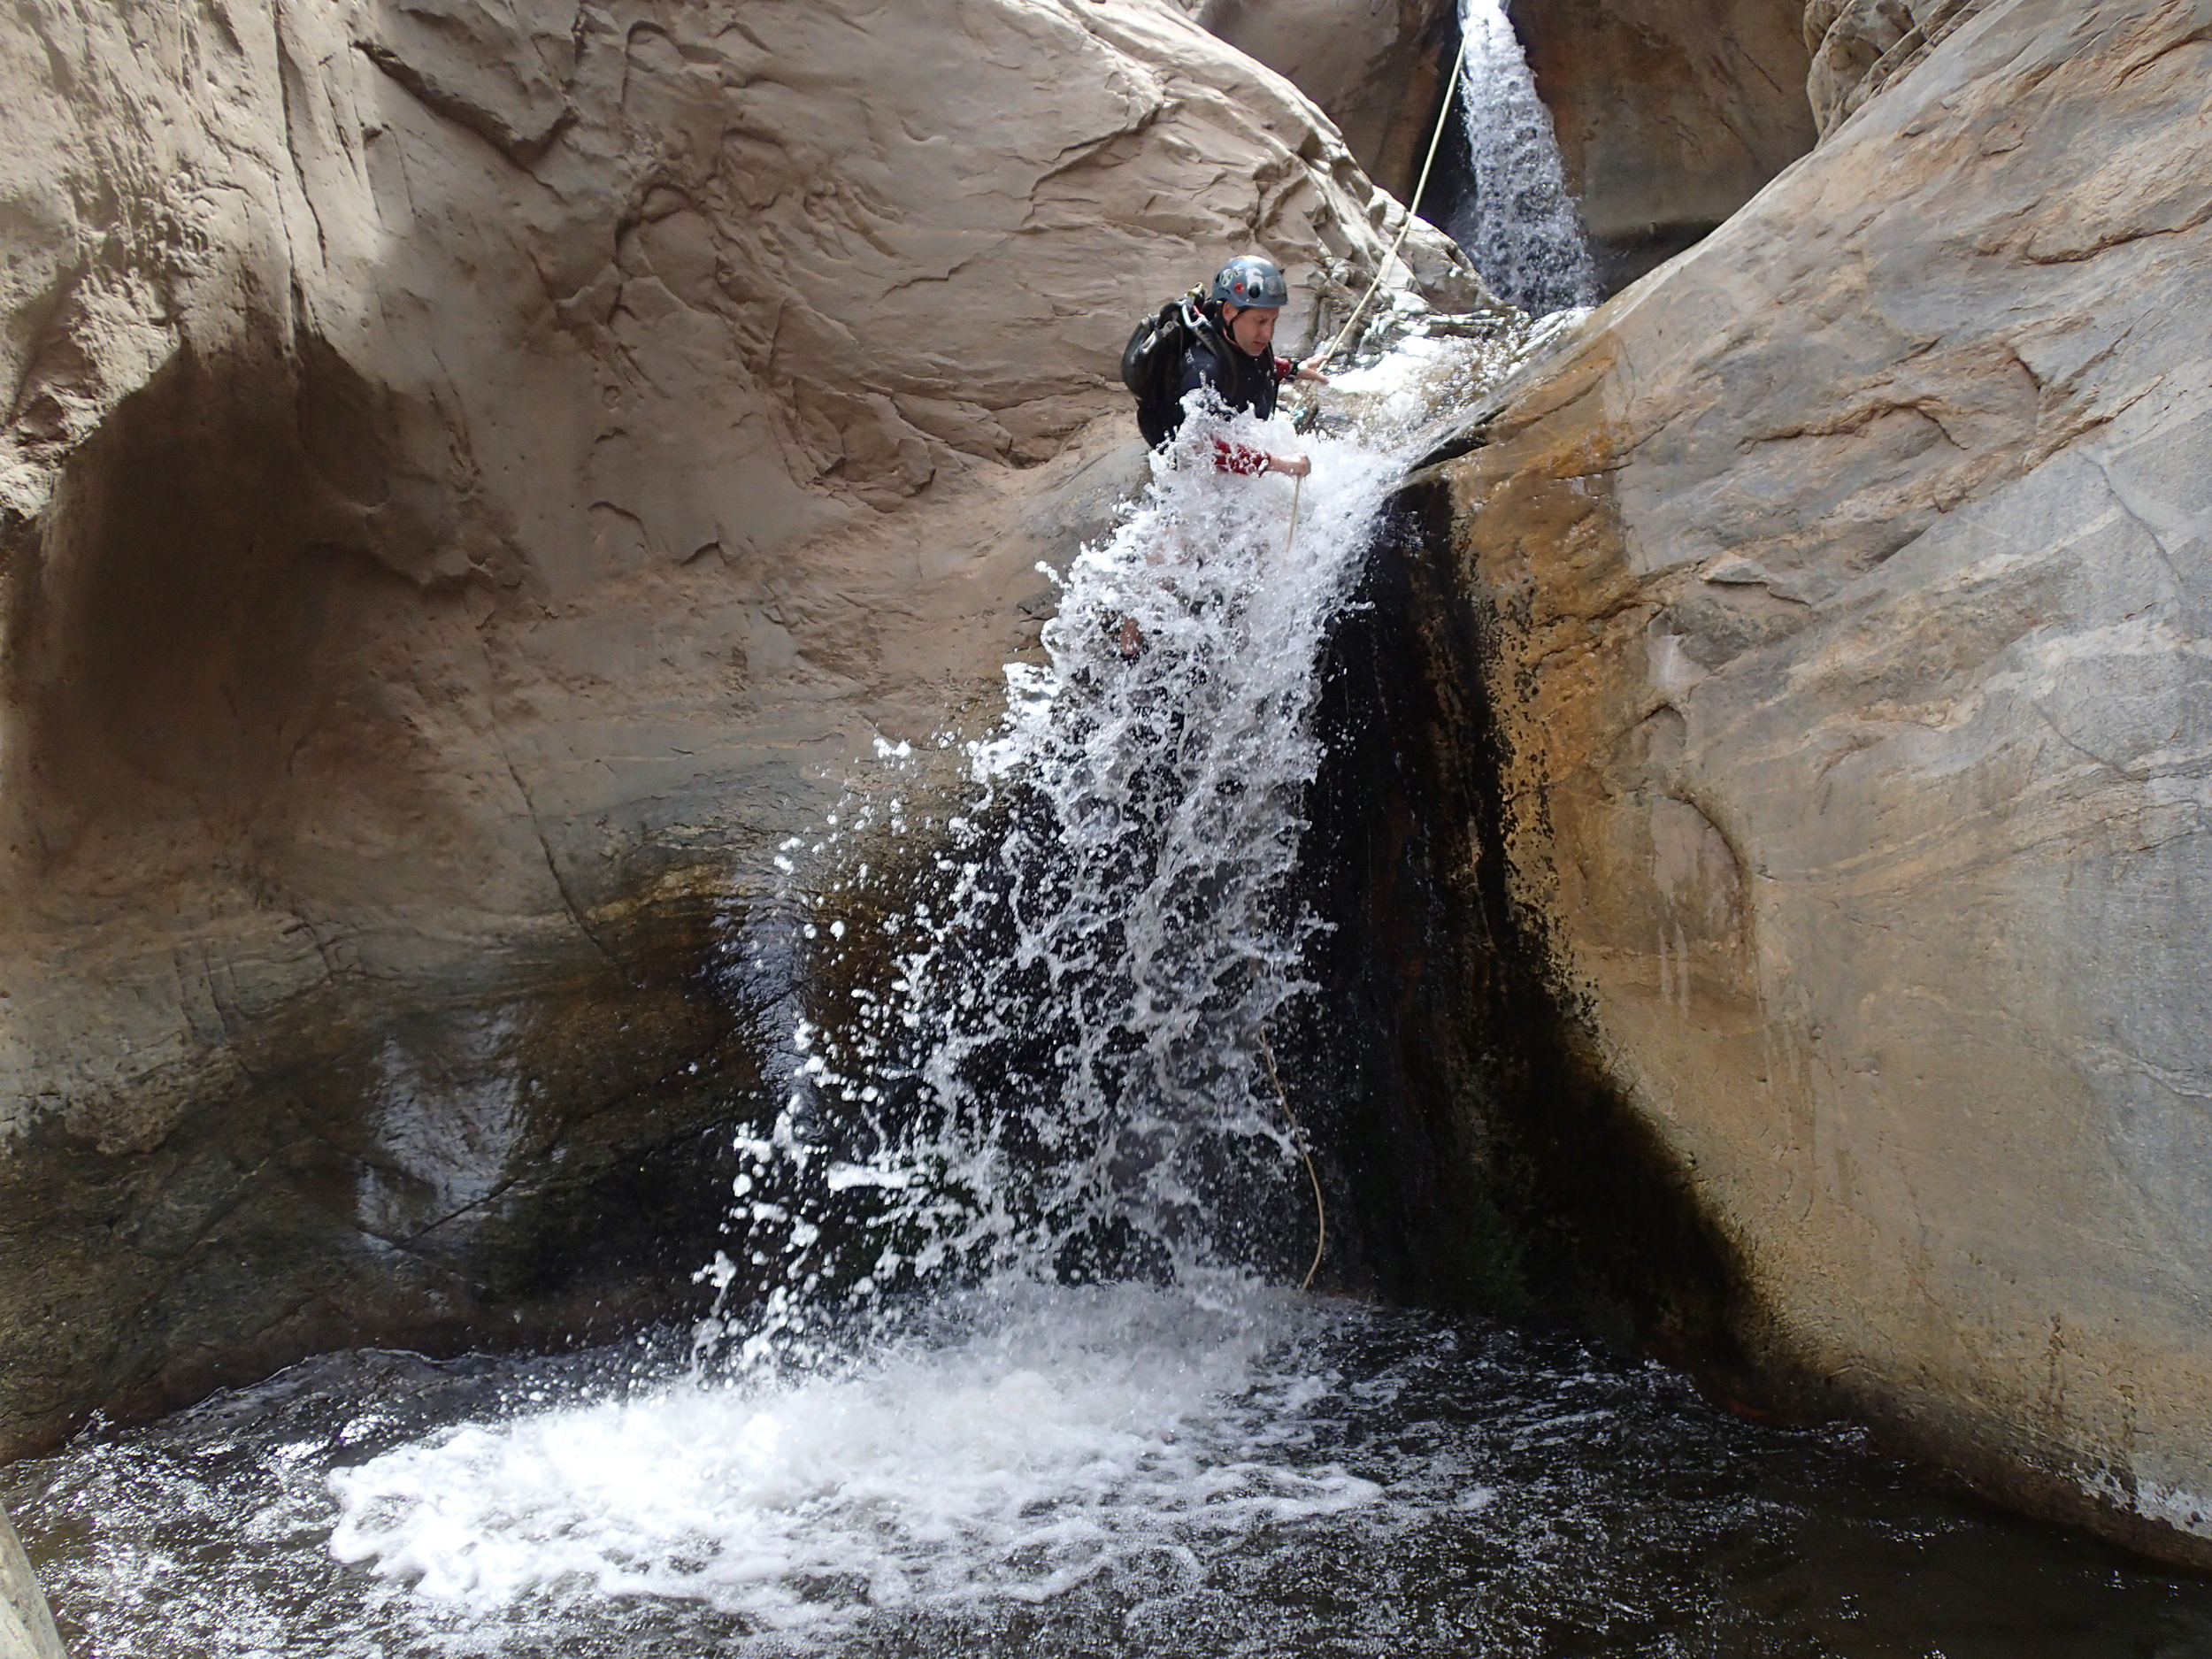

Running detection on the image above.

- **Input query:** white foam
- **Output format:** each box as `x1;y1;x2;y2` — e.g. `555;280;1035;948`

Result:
700;395;1415;1348
328;1284;1377;1631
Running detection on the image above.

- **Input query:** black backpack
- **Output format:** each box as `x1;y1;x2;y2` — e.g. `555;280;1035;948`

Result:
1119;290;1203;449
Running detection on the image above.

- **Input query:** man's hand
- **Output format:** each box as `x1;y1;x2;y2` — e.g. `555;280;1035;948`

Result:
1266;452;1312;478
1295;357;1332;386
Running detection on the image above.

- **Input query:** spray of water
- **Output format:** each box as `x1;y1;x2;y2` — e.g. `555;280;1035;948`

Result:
317;334;1525;1635
689;398;1408;1371
1453;0;1596;315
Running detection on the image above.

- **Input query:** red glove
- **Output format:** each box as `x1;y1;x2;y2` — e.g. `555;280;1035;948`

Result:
1210;436;1269;475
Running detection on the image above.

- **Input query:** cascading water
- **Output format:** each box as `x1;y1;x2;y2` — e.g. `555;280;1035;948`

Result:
305;391;1431;1634
12;336;2212;1656
1450;0;1596;315
690;403;1405;1365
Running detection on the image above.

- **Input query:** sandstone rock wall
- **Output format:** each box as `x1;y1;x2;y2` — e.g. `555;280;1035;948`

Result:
1804;0;1995;135
1178;0;1459;204
1430;0;2212;1562
0;0;1486;1455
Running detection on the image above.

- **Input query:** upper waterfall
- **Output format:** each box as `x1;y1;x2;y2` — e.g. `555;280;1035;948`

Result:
1449;0;1596;316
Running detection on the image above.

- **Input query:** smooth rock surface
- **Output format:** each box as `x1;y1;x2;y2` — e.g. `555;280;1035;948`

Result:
0;0;1487;1455
1804;0;1993;136
1432;0;2212;1562
1179;0;1459;204
1509;0;1816;290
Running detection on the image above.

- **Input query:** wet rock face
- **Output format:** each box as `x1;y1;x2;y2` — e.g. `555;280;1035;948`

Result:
1508;0;1817;292
1294;485;1749;1353
0;0;1483;1456
1430;0;2212;1564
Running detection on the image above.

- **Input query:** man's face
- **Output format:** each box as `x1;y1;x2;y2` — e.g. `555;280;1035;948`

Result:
1224;303;1279;357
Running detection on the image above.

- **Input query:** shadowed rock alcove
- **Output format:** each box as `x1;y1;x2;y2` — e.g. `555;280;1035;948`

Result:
1281;483;1757;1383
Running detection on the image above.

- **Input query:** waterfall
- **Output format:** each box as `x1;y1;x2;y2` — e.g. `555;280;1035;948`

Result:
23;330;2202;1656
309;361;1483;1634
1451;0;1595;316
693;403;1409;1370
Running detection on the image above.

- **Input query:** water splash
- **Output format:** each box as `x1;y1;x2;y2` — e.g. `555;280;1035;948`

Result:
1452;0;1596;315
316;333;1517;1631
326;1285;1363;1633
695;401;1408;1368
24;1294;2207;1655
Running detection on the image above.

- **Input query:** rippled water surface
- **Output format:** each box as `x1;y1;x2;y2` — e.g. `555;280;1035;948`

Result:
11;1286;2212;1659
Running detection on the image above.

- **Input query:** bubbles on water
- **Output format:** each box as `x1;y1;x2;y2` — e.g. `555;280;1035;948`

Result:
23;1297;2212;1658
326;1284;1367;1633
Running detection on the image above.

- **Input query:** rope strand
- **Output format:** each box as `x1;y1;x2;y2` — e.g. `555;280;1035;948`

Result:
1316;26;1472;371
1258;1027;1325;1293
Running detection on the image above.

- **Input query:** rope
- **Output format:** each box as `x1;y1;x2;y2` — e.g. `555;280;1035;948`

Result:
1282;470;1302;557
1314;25;1473;371
1258;1026;1325;1292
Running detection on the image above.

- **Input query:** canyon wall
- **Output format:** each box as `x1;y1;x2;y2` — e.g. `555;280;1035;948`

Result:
1425;0;2212;1563
1179;0;1458;203
1509;0;1816;289
1805;0;1998;136
0;0;1486;1456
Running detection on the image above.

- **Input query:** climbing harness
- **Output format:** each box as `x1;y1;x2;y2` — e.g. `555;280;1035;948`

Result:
1258;1026;1325;1293
1314;27;1474;371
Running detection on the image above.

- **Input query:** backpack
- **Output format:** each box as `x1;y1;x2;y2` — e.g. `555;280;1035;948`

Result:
1119;290;1204;449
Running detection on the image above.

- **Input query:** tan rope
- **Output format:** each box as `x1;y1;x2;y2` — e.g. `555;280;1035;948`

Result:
1282;470;1302;557
1314;26;1473;372
1258;1026;1325;1292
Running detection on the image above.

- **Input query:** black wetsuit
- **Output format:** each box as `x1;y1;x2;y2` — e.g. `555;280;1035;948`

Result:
1151;301;1294;449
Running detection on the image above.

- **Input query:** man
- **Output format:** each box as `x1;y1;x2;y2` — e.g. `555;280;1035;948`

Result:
1117;257;1331;656
1156;255;1330;476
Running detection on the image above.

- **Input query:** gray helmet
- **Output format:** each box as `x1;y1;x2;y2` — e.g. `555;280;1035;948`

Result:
1207;255;1289;310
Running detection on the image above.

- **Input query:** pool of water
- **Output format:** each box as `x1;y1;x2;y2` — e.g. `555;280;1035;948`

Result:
10;1283;2211;1658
